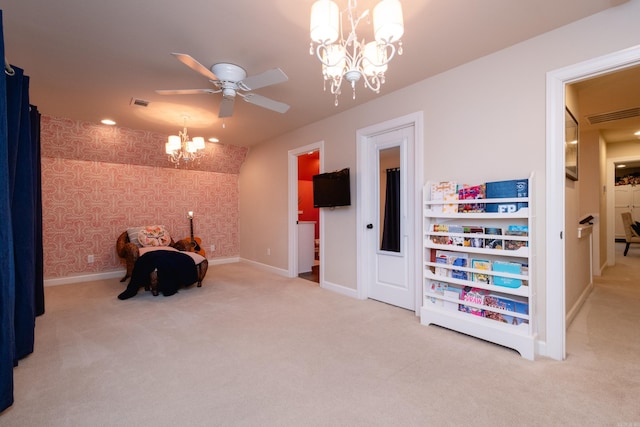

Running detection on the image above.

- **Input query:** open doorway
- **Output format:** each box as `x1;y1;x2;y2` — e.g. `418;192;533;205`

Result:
546;46;640;361
297;151;320;282
288;141;324;283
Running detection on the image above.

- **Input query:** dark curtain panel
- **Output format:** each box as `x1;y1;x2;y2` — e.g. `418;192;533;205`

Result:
381;168;400;252
31;105;44;316
0;9;17;412
0;10;44;412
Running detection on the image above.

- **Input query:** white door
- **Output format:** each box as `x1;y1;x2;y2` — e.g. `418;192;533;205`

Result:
364;126;415;310
615;185;631;239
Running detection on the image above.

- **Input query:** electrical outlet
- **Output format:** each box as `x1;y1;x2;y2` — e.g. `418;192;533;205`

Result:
210;244;215;252
88;254;94;263
267;248;271;256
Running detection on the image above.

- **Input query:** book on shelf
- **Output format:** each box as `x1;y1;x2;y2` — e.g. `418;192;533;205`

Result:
458;185;485;213
430;224;450;245
504;225;528;251
484;226;504;249
434;250;469;280
484;295;529;325
460;287;488;316
471;259;491;284
463;226;484;248
443;287;463;311
426;281;448;306
485;179;528;213
492;260;523;288
430;181;458;213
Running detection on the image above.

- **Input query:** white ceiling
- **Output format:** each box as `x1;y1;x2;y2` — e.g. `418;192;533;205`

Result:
0;0;633;146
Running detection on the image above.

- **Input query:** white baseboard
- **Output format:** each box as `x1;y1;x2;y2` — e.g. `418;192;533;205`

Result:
45;257;242;287
566;281;594;327
209;256;240;265
239;258;289;277
321;280;359;299
44;270;125;287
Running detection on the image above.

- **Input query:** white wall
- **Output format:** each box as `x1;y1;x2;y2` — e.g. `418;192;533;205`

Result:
239;1;640;348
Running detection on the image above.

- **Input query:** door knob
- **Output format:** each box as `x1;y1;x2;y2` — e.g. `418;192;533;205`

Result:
366;224;373;229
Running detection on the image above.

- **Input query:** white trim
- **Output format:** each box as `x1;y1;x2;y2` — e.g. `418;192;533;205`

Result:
545;44;640;361
44;256;241;287
44;270;125;287
321;280;359;299
287;141;324;281
566;282;594;328
356;111;424;315
209;256;241;265
240;257;290;277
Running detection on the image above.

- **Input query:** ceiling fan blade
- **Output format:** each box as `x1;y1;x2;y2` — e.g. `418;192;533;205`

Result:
156;88;219;95
242;93;290;114
171;53;218;81
219;96;235;118
238;68;288;91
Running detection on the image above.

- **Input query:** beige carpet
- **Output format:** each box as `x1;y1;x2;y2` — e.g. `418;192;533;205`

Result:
1;244;639;426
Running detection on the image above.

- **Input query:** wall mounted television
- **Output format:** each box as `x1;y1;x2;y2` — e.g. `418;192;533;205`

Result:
312;168;351;208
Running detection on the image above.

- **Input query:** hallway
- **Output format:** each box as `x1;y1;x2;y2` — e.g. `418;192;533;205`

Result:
566;242;640;363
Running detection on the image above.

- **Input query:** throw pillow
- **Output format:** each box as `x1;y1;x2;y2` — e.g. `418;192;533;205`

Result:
127;225;167;247
138;225;172;247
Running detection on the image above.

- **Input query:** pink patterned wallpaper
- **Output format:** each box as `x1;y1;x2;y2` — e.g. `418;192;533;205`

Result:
41;115;248;279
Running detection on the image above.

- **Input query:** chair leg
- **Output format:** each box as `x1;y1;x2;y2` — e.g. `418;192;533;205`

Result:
624;242;630;256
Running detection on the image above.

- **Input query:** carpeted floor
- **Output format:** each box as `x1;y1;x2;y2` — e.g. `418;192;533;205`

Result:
1;244;639;426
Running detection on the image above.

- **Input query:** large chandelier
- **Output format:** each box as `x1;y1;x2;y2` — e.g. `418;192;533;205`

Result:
165;117;205;167
309;0;404;106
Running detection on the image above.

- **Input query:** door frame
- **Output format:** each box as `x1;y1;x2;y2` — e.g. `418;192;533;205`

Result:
288;141;324;279
546;45;640;361
356;112;424;315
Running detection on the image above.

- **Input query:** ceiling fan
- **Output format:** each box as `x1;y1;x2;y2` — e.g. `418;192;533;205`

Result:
156;53;290;118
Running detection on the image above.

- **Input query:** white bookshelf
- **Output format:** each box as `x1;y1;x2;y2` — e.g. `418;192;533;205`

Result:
420;175;536;360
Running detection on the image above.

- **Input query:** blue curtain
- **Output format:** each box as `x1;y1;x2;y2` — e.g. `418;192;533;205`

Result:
0;10;44;412
381;168;400;252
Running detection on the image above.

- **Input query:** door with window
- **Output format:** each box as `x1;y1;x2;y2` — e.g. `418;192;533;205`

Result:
364;126;415;310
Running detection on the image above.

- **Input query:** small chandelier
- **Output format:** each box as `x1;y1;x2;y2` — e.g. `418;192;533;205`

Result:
165;117;205;167
309;0;404;106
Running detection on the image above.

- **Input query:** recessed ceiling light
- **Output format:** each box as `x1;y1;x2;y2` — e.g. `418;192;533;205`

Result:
208;137;219;143
101;119;116;125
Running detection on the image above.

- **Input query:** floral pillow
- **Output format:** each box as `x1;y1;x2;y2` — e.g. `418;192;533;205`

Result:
137;225;171;247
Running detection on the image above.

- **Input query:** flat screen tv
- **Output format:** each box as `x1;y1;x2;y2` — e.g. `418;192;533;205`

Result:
312;168;351;208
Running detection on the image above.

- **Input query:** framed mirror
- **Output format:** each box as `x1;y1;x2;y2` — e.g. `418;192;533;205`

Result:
565;107;579;181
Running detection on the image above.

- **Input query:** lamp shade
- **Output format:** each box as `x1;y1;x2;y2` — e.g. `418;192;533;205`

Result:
373;0;404;43
362;41;388;76
310;0;339;44
193;136;205;150
322;44;346;79
166;135;181;152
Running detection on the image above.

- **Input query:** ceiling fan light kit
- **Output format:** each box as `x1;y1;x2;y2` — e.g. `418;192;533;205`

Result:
309;0;404;106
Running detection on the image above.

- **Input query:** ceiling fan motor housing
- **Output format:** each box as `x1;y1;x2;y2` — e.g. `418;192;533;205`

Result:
211;63;247;82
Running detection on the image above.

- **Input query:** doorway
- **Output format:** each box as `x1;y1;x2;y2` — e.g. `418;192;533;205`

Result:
288;141;324;282
546;45;640;361
297;151;320;282
356;112;423;314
